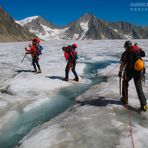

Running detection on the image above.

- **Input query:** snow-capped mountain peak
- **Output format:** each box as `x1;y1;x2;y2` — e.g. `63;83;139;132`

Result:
16;16;39;26
16;16;69;40
80;13;96;20
16;13;148;40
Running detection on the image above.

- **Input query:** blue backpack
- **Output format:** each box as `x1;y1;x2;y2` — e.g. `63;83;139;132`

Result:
37;45;44;55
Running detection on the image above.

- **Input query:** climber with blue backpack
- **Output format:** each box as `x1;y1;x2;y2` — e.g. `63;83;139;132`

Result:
118;40;147;111
62;43;79;82
25;38;43;73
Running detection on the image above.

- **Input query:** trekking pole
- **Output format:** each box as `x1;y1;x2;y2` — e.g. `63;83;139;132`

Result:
26;55;32;62
21;53;27;63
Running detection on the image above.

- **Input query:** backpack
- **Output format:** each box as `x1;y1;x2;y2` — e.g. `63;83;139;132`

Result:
36;44;44;55
127;45;145;71
68;46;78;61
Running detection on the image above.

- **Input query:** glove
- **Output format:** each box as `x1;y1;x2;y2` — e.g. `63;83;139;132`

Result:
118;71;122;78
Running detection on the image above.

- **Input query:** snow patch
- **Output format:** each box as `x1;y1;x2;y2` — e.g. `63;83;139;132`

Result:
35;24;69;40
73;34;79;40
29;28;40;34
80;21;89;40
80;22;89;32
114;29;118;32
16;16;39;26
124;34;132;39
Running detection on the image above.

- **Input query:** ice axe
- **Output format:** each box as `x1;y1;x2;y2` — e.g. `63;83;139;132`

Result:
119;77;122;95
21;53;27;63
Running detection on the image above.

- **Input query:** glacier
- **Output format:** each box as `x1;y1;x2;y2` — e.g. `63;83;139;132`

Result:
0;40;147;148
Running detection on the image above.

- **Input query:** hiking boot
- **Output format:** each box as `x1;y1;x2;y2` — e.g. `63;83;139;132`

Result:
37;70;42;73
141;105;148;112
63;78;68;81
120;97;128;105
32;70;37;73
73;78;79;82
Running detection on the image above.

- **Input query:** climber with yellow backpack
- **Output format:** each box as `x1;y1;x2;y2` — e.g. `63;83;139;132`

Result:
118;41;147;111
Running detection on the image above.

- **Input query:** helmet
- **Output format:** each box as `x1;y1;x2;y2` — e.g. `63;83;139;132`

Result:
124;41;132;49
134;59;144;71
72;43;78;48
32;38;40;43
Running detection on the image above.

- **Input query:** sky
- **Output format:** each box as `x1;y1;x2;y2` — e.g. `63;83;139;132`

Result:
0;0;148;26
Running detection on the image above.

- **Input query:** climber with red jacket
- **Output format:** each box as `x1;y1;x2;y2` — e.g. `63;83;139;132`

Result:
25;38;43;73
62;43;79;82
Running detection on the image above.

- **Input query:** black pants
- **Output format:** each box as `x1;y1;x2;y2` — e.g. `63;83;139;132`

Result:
122;70;147;107
65;61;78;79
32;56;41;71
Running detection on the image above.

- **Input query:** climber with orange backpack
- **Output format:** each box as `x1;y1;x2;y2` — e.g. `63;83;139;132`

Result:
62;43;79;82
118;40;147;111
25;38;43;73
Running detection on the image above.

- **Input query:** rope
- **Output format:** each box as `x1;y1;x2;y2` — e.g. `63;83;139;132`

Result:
125;105;135;148
78;61;136;147
98;64;136;148
99;63;137;148
122;75;135;148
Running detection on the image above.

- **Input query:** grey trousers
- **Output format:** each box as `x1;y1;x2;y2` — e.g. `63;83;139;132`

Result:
122;70;147;107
